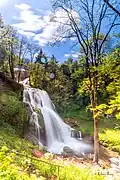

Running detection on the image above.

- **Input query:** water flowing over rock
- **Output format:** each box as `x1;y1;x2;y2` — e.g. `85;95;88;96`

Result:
22;78;93;155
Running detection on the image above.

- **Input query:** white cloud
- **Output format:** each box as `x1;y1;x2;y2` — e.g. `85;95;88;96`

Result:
64;51;80;58
72;54;78;58
64;54;71;57
17;30;35;37
70;37;77;41
15;3;31;10
0;0;9;7
34;21;58;46
13;4;45;31
12;4;79;46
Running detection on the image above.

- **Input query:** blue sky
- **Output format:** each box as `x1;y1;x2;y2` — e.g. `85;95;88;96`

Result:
0;0;79;62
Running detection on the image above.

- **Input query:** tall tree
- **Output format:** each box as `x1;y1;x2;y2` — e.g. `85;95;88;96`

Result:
35;49;48;64
51;0;120;163
104;0;120;16
16;35;29;82
27;41;39;63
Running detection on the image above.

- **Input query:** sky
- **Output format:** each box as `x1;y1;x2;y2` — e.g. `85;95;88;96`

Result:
0;0;79;62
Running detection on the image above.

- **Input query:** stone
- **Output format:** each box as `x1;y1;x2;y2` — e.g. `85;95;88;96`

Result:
62;146;75;157
24;132;41;146
71;129;82;139
62;146;86;158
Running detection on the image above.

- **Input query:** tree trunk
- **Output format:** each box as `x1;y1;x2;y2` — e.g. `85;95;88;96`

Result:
90;82;99;163
18;71;21;83
93;114;99;163
8;43;15;80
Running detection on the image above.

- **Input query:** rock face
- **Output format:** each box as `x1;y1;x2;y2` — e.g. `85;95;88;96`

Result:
23;103;46;147
14;66;29;82
0;72;23;92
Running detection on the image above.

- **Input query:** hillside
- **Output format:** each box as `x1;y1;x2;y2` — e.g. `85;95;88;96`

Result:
0;73;105;179
0;74;120;179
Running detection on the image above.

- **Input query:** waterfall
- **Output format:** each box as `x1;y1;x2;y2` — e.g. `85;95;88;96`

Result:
22;79;93;155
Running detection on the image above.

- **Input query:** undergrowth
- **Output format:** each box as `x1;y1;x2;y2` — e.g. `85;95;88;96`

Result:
99;129;120;153
0;126;104;180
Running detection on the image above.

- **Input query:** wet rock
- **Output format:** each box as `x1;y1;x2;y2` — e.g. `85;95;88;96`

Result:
24;132;41;146
62;146;86;158
23;103;46;146
62;146;75;157
63;146;74;153
71;129;82;139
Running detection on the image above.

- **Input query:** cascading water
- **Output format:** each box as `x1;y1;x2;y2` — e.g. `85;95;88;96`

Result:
22;78;93;155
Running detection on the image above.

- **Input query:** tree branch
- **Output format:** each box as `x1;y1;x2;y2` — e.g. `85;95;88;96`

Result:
104;0;120;16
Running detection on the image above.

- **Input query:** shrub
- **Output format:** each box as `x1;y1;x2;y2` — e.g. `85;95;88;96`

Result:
99;129;120;153
0;92;27;131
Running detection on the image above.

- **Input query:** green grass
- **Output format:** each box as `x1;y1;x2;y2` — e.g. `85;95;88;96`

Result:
63;109;93;121
63;109;120;153
63;109;120;133
0;126;35;154
0;125;105;180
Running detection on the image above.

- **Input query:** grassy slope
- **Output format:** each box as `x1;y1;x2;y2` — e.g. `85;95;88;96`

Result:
0;126;105;180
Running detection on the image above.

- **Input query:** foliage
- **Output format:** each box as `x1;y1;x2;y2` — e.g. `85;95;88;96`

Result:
30;62;74;113
99;129;120;153
0;126;104;180
93;49;120;120
0;91;27;132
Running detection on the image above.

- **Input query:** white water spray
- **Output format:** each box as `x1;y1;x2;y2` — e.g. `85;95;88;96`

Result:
22;78;93;155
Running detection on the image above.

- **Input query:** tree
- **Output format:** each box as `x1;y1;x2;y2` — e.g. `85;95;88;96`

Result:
16;35;29;82
35;49;48;64
98;48;120;120
50;54;58;63
27;41;40;63
6;27;17;80
0;18;18;80
0;16;10;74
51;0;120;163
104;0;120;16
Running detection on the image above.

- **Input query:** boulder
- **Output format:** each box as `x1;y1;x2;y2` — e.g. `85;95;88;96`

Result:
62;146;85;158
24;132;42;146
62;146;75;157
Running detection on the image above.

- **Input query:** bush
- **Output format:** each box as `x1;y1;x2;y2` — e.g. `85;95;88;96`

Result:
0;146;45;180
99;129;120;153
0;92;27;131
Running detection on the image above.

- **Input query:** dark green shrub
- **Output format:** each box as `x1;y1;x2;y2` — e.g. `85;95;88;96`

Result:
0;92;27;131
